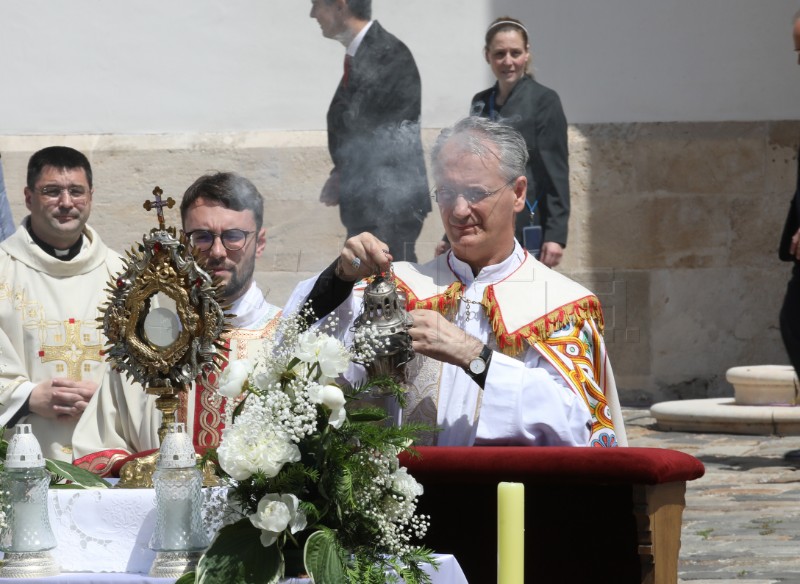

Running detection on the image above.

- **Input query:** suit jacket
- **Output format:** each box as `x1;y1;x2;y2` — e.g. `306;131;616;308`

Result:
472;75;570;247
327;21;431;232
779;151;800;262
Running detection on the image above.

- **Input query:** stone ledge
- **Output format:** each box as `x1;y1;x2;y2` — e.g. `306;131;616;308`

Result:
727;364;798;406
651;398;800;436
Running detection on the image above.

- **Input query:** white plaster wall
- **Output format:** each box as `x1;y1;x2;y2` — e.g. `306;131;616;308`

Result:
1;0;799;134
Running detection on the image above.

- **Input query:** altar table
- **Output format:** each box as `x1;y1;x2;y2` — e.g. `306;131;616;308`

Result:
0;486;466;584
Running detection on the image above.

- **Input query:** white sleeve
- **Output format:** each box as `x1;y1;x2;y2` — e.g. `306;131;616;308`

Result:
72;369;160;459
282;275;319;316
0;324;36;426
475;350;592;446
282;273;362;343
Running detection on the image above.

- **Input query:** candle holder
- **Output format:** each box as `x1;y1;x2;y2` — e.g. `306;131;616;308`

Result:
0;424;59;578
149;423;209;578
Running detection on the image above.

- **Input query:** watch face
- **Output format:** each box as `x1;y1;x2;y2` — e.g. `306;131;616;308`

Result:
469;357;486;375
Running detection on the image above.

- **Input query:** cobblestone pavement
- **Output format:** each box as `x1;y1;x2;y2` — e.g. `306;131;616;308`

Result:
623;408;800;584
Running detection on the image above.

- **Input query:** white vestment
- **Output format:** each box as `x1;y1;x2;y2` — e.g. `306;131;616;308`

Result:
286;242;627;447
72;281;281;475
0;221;141;462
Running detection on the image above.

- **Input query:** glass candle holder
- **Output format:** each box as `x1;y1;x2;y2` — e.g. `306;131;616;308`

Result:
0;424;59;577
149;423;208;577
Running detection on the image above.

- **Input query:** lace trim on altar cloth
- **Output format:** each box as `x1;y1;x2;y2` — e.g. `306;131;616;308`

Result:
46;486;230;573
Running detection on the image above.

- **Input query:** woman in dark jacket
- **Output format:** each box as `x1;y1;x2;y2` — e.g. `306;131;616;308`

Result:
470;17;570;268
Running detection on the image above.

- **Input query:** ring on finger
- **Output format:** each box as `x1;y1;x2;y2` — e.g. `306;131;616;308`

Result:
351;257;362;270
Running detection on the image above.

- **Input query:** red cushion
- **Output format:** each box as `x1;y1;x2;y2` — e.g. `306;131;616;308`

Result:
399;446;704;485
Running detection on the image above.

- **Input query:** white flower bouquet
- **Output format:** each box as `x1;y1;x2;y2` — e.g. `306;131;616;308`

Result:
179;312;434;584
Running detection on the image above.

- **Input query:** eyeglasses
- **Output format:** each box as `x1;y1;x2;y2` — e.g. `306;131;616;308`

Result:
34;185;89;201
432;178;516;206
185;229;254;252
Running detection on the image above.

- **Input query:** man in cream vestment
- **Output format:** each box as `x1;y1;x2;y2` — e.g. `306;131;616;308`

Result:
0;146;155;462
289;117;626;447
73;173;280;474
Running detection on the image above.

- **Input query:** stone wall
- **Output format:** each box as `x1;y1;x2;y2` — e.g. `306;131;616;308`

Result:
1;121;796;404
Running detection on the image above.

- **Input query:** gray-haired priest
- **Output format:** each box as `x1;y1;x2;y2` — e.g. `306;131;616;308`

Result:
288;117;626;447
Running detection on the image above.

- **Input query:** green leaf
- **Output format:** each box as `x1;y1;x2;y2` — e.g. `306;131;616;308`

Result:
175;571;197;584
303;529;346;584
196;518;282;584
347;408;387;422
46;459;111;488
231;392;249;423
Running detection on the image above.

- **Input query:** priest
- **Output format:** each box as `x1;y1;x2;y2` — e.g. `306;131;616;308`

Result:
290;117;626;447
73;172;282;473
0;146;148;462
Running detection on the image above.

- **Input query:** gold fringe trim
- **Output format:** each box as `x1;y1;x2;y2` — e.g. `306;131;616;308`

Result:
485;287;605;356
393;277;463;319
392;273;605;357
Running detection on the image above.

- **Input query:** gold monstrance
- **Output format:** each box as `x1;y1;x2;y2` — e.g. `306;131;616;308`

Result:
100;187;228;486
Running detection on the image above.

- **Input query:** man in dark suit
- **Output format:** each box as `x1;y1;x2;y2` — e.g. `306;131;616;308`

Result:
778;12;800;376
310;0;430;261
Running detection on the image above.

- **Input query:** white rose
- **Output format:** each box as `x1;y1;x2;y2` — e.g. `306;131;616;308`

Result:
307;384;347;429
295;331;350;382
250;493;307;547
218;359;251;399
315;336;350;379
320;385;347;429
218;429;301;481
295;331;324;364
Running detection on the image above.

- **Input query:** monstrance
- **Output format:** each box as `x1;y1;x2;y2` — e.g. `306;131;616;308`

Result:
100;187;228;486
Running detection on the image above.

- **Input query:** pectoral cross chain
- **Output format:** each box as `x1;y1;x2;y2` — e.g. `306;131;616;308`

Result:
461;295;484;322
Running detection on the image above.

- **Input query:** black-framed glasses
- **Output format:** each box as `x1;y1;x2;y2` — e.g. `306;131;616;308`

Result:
34;185;89;201
185;229;254;252
432;178;516;206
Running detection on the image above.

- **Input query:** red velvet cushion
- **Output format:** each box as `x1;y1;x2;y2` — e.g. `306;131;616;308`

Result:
399;446;704;485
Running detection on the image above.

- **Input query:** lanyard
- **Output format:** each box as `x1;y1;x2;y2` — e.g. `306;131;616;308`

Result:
526;198;538;223
488;90;498;121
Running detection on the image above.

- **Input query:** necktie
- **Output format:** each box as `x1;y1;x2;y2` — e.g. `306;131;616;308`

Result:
343;54;352;88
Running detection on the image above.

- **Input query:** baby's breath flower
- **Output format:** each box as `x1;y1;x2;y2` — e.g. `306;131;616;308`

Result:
211;309;431;580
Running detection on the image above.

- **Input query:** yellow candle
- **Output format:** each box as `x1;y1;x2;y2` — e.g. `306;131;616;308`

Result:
498;481;525;584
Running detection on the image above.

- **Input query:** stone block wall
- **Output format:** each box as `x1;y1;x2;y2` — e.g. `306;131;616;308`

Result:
1;120;796;404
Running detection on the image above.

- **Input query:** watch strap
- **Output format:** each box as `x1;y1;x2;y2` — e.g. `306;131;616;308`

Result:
465;344;493;389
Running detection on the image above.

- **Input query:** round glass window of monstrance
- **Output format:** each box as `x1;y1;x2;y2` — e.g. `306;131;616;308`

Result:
142;293;182;348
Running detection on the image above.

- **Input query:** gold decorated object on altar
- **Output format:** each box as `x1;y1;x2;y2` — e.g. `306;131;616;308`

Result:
100;187;228;488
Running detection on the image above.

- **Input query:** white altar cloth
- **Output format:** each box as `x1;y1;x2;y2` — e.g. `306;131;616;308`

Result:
0;553;466;584
0;487;466;583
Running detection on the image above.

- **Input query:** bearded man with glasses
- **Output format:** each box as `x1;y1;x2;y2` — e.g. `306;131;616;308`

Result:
0;146;155;464
73;172;282;472
290;117;626;447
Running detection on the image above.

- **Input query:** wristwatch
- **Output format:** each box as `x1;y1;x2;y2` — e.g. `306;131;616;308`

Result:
466;345;493;386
